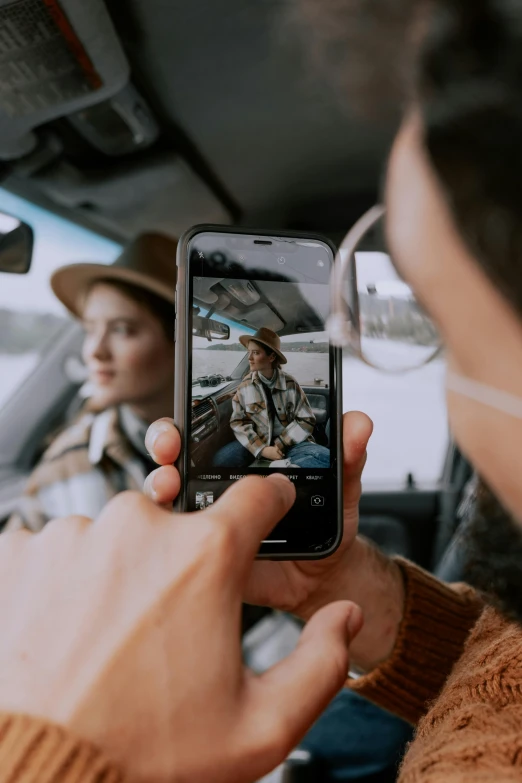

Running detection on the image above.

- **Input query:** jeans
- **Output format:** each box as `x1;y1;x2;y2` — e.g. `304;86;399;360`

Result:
213;439;330;468
300;689;413;781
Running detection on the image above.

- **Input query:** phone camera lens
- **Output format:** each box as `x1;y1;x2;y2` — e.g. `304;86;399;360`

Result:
211;252;226;264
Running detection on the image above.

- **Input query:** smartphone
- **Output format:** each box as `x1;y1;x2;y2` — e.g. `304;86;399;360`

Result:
174;225;342;559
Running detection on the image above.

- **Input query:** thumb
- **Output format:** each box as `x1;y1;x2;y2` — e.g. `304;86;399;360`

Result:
205;474;296;567
343;411;373;510
250;602;363;752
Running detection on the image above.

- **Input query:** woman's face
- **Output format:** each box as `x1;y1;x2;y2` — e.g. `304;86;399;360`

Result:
81;283;174;411
247;341;276;374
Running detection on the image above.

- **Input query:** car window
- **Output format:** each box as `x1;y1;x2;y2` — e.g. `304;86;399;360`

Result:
225;331;329;386
280;332;329;387
0;189;121;410
343;357;447;489
343;250;448;489
193;312;329;389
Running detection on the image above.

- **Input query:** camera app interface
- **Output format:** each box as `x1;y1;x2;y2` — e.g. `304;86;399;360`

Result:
185;233;339;555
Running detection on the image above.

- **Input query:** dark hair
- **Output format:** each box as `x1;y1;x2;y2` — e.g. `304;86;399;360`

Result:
250;339;282;369
419;0;522;315
87;278;175;341
296;0;522;316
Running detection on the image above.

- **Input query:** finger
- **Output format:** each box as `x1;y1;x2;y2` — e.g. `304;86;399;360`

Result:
144;465;180;509
342;412;373;508
145;419;181;465
206;474;295;565
251;602;363;755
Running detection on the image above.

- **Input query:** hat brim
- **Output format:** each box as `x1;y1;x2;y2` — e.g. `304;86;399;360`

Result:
50;263;175;318
239;334;287;364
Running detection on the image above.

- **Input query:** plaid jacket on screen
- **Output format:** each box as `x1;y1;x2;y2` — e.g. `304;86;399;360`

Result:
230;369;316;457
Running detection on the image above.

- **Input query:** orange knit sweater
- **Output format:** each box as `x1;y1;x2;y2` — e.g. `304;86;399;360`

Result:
1;560;520;782
0;713;123;782
351;558;522;782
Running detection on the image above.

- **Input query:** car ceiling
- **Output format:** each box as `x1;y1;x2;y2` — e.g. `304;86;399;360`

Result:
194;277;328;337
2;0;398;244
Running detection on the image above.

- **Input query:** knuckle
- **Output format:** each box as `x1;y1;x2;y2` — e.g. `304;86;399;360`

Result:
43;514;91;537
100;490;153;529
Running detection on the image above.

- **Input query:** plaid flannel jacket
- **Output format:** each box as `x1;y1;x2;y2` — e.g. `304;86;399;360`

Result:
4;408;150;533
230;369;316;457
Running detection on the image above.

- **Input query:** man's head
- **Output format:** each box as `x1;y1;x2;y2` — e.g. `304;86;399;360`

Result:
302;0;522;618
384;2;522;561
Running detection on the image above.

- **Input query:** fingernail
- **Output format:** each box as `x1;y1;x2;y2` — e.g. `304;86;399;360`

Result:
146;421;172;454
144;472;158;501
347;605;363;638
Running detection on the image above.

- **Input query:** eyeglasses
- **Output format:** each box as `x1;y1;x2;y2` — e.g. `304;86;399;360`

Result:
328;205;443;373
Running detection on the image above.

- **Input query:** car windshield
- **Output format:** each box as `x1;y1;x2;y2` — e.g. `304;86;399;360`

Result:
193;317;329;390
0;189;121;410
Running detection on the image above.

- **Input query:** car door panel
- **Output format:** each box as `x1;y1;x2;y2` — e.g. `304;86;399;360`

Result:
360;489;440;568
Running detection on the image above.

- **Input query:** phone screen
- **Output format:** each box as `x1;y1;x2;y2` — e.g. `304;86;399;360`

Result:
178;230;341;558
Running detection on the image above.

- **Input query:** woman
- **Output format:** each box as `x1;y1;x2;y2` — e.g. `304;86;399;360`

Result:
214;327;330;468
6;233;177;532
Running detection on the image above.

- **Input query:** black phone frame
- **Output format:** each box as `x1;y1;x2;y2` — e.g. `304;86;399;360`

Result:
174;224;343;561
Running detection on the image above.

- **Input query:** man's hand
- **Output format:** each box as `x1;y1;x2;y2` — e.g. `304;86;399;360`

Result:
0;476;363;783
145;412;405;673
261;445;284;461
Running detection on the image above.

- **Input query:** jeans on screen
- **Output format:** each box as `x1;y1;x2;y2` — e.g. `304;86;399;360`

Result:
213;439;330;468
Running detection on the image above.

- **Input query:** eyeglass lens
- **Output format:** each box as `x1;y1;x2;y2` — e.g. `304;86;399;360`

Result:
341;211;441;372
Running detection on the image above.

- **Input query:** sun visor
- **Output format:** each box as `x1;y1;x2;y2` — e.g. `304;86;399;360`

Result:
0;0;129;159
12;150;232;237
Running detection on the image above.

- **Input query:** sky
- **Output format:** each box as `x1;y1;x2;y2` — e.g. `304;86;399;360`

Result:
342;249;413;298
0;189;121;316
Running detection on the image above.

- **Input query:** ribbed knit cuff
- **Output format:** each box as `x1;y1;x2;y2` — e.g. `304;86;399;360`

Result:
0;713;123;783
348;558;484;725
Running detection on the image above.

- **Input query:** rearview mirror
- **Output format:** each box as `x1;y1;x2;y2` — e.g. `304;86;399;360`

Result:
193;314;230;341
0;212;34;274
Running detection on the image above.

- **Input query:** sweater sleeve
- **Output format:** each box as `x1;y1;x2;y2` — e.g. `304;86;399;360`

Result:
0;713;124;783
348;558;484;726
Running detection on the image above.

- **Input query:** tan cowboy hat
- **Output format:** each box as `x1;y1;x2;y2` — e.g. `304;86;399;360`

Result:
239;327;287;365
50;232;178;318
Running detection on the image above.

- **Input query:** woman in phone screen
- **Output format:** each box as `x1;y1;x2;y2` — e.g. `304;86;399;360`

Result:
213;327;330;469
